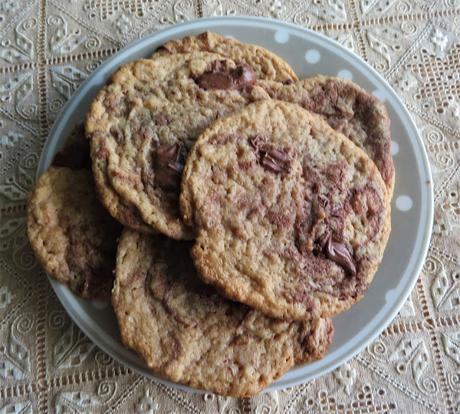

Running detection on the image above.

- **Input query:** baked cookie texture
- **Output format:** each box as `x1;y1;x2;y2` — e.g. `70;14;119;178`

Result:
54;125;151;234
112;229;333;397
86;53;393;241
27;167;121;300
156;34;392;192
154;31;298;83
259;75;394;194
181;100;391;321
86;52;274;239
90;142;156;235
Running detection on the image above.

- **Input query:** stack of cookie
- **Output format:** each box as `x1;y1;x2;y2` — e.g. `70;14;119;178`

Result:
27;32;393;397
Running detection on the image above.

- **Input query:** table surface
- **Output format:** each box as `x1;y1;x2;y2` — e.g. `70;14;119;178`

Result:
1;1;459;413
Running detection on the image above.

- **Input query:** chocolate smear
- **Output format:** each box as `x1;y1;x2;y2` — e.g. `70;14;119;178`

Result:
249;134;265;150
326;236;356;276
194;60;255;91
249;135;291;174
154;143;186;190
260;149;290;173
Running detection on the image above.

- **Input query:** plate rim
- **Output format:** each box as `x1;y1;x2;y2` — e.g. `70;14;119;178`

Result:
37;15;434;394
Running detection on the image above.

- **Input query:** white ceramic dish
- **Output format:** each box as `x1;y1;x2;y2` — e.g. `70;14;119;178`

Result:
37;16;433;393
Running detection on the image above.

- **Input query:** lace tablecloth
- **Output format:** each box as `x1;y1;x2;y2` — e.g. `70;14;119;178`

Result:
1;1;459;413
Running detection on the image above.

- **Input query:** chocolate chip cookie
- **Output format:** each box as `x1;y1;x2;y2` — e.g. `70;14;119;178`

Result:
259;75;394;194
27;166;121;300
157;34;394;193
113;229;333;397
86;52;393;240
181;100;391;321
154;31;297;83
86;52;273;239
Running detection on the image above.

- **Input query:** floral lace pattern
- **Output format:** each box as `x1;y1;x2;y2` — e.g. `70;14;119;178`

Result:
1;1;459;412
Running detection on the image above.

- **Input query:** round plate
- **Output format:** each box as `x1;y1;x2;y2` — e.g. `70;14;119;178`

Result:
37;16;433;393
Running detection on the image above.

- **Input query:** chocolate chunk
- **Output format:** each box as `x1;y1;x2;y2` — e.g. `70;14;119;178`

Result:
326;236;356;276
249;134;265;150
249;135;291;174
249;135;265;149
311;231;329;257
194;60;255;91
154;143;186;190
231;64;255;89
195;71;234;90
260;149;290;173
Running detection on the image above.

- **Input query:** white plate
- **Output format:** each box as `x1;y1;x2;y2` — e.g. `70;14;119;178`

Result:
37;16;434;393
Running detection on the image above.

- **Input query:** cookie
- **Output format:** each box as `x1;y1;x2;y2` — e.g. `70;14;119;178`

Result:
181;100;391;321
112;229;333;397
85;52;272;239
154;31;297;83
259;75;394;194
157;34;393;190
27;167;121;300
86;53;392;240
